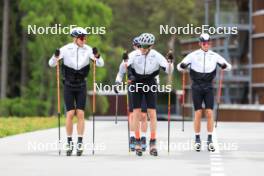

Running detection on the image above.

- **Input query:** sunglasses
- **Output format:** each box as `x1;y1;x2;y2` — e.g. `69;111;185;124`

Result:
78;36;86;41
140;45;151;49
201;42;209;46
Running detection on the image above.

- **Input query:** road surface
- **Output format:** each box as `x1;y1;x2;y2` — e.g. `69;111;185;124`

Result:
0;119;263;176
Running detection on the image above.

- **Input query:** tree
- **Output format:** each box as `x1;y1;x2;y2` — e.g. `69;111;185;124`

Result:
1;0;9;99
19;0;114;115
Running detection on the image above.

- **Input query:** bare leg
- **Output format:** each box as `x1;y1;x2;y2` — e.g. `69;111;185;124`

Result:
140;112;148;133
206;109;214;133
66;110;75;136
76;109;85;136
194;110;203;133
147;109;157;139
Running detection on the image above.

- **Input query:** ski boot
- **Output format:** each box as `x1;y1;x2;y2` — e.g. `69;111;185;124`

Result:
194;135;201;152
141;137;147;152
149;139;158;156
76;143;84;156
135;138;142;156
129;136;136;152
66;141;74;156
207;135;215;152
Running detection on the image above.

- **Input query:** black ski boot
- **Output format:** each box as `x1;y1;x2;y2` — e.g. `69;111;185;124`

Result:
207;135;215;152
194;135;201;152
149;139;158;156
129;136;136;152
76;143;84;156
135;139;142;156
141;137;147;152
66;141;74;156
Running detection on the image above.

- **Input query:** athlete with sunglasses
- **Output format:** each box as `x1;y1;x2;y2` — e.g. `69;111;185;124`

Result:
177;33;232;152
127;33;174;156
49;27;104;156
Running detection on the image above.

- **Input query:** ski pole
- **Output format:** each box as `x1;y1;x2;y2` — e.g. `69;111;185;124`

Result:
166;50;173;153
122;51;130;152
55;48;61;156
115;93;118;124
92;48;98;155
182;72;186;132
215;69;224;128
125;71;130;152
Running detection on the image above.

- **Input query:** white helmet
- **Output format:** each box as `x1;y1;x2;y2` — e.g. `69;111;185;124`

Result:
139;33;155;45
199;33;210;42
70;27;88;37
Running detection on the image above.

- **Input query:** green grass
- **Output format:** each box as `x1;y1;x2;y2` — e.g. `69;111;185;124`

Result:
0;117;67;138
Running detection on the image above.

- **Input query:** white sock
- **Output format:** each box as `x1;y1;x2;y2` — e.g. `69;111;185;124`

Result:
195;133;200;136
130;131;135;137
208;132;212;135
141;132;146;138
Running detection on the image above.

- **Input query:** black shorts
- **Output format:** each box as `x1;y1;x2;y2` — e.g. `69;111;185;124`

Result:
130;79;157;109
128;88;147;113
191;83;214;111
64;84;87;111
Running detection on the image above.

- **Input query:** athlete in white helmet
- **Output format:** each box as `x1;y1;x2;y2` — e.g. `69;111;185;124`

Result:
115;36;149;152
177;33;231;152
127;33;174;156
48;27;104;156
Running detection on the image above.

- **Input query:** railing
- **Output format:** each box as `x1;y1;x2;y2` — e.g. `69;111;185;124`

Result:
215;12;249;27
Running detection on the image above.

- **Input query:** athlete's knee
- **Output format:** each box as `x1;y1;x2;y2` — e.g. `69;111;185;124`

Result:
147;109;156;119
205;109;213;118
67;110;75;119
76;109;85;119
140;112;147;121
195;109;202;118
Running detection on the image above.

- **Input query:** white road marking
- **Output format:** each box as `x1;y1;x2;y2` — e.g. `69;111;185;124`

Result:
210;129;226;176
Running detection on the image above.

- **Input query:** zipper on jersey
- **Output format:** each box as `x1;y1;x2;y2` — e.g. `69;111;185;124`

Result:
77;47;79;69
143;54;147;75
203;52;206;73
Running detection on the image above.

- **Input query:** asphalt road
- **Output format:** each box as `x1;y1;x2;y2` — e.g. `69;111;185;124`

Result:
0;119;263;176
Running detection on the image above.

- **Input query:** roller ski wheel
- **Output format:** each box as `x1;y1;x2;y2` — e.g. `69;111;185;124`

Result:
149;139;158;156
129;137;136;152
76;143;84;156
135;139;142;156
66;141;74;156
140;137;147;152
194;142;201;152
207;142;215;152
194;135;201;152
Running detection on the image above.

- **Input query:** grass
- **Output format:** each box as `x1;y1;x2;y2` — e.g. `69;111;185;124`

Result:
0;116;69;138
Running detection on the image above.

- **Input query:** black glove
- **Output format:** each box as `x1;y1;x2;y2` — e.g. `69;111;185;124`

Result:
114;86;119;94
92;47;100;58
167;50;174;63
114;82;121;94
180;63;188;69
122;51;128;61
55;48;60;57
220;63;227;69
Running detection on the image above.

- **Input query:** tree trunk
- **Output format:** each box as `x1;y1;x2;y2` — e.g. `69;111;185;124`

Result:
20;30;27;96
1;0;9;99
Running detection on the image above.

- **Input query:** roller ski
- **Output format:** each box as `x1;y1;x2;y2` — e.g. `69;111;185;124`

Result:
76;143;84;156
141;137;147;152
129;137;136;152
66;141;74;156
135;139;142;156
194;135;201;152
149;139;158;156
207;135;215;152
